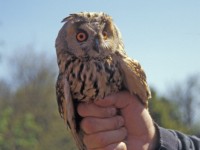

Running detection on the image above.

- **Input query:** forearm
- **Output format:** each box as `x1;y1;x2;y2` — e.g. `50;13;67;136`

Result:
155;124;200;149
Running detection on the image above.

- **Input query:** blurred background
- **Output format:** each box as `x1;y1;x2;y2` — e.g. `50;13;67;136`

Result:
0;0;200;149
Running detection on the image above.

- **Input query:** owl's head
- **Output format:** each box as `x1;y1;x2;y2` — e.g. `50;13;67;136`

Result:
56;12;124;59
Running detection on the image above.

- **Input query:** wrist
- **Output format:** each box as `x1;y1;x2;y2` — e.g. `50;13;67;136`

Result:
125;111;159;150
148;123;159;150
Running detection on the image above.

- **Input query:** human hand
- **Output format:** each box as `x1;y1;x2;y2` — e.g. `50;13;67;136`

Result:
78;91;158;150
78;97;127;150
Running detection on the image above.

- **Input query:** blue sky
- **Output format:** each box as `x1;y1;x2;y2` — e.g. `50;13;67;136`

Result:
0;0;200;94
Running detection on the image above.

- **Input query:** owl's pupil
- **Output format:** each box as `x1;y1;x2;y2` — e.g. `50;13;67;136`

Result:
103;31;108;40
76;32;87;42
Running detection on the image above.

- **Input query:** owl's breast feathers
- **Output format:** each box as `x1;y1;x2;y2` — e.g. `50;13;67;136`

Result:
58;53;123;103
56;51;151;150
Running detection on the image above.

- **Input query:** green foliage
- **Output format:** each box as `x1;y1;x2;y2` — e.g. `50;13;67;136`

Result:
149;89;192;134
0;106;41;150
168;74;200;128
0;50;77;150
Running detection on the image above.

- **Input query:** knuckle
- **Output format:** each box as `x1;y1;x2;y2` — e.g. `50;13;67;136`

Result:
95;134;107;146
105;107;116;117
77;104;86;117
83;134;107;149
83;134;90;147
116;116;124;128
120;127;127;138
114;116;124;129
113;117;119;129
81;118;95;134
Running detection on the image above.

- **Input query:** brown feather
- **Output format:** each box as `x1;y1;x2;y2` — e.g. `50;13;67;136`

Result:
116;53;151;106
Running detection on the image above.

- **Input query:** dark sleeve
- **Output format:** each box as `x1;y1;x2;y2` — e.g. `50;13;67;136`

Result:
155;124;200;150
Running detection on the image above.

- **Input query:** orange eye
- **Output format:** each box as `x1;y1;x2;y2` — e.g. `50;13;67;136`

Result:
102;31;108;40
76;31;88;42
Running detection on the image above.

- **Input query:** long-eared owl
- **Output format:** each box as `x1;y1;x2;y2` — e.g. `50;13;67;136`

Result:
55;12;151;150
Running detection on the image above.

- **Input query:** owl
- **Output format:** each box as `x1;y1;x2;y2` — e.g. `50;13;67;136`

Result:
55;12;151;150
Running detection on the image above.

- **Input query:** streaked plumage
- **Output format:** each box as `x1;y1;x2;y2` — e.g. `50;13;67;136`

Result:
55;12;151;150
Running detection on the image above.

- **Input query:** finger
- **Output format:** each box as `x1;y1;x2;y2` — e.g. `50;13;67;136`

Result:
81;115;124;134
77;102;117;118
83;127;127;149
95;91;133;108
88;142;127;150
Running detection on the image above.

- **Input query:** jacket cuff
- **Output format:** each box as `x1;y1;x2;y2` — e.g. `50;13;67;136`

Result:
155;123;179;150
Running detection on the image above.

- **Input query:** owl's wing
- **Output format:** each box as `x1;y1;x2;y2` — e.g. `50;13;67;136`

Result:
56;73;85;150
118;56;151;106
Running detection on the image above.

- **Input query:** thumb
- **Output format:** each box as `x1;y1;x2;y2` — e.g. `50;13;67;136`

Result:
95;91;133;109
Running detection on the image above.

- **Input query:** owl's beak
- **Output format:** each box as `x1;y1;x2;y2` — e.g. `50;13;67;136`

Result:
93;37;100;53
